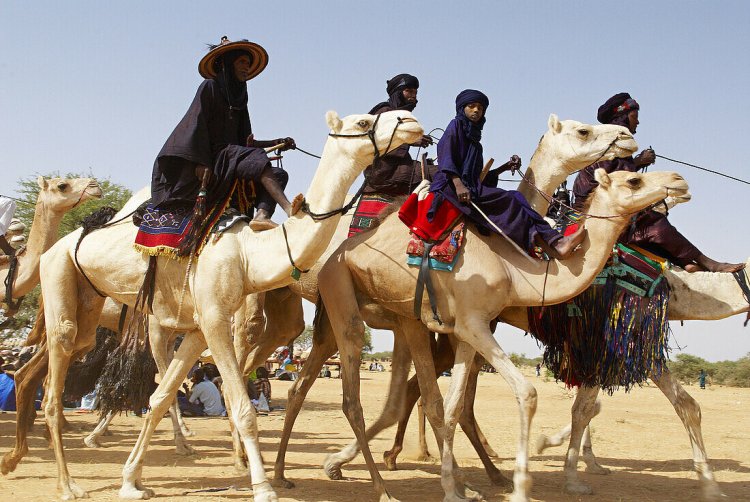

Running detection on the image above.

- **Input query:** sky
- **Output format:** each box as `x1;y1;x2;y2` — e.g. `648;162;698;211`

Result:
2;1;749;361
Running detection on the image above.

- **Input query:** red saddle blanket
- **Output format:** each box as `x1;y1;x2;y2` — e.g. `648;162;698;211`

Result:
398;192;463;242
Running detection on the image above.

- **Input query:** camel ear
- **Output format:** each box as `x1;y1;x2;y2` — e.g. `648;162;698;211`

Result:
326;111;343;133
548;114;562;134
594;168;611;188
37;176;48;189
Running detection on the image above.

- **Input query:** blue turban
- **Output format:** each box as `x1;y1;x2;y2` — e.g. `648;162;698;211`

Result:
455;89;489;142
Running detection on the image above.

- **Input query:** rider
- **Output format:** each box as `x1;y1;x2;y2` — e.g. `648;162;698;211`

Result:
151;36;300;232
428;89;586;259
348;73;434;237
0;196;18;256
572;92;744;273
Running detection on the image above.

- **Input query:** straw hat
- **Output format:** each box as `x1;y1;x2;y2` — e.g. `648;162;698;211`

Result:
198;36;269;80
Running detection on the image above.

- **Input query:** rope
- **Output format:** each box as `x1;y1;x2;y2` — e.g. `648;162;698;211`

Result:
655;153;750;186
292;146;322;159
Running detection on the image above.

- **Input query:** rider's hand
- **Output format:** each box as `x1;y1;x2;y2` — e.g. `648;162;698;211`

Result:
508;154;522;174
276;137;296;151
455;179;471;204
634;148;655;167
413;135;433;148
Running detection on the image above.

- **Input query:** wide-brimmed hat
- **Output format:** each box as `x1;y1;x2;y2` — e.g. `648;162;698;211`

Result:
198;36;269;80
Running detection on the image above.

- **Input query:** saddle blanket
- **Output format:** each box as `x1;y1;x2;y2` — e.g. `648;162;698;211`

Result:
398;191;462;243
406;222;466;272
133;204;193;258
348;193;395;238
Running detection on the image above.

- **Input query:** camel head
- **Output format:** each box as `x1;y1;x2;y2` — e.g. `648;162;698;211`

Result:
589;169;689;218
542;114;638;177
36;176;103;213
325;110;423;169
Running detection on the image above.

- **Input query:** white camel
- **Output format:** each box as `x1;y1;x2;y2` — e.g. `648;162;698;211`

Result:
34;110;423;501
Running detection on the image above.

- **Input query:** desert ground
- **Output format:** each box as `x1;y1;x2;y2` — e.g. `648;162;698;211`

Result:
1;367;749;501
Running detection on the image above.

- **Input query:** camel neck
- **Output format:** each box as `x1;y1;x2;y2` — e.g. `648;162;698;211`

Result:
665;265;750;320
7;195;64;297
236;139;367;287
519;139;568;215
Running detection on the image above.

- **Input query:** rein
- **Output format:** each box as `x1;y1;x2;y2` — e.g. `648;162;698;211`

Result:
3;254;23;314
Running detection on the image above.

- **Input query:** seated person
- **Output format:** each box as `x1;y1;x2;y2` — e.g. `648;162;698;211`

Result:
428;90;585;259
0;196;18;259
180;368;225;417
151;37;299;232
573;92;744;273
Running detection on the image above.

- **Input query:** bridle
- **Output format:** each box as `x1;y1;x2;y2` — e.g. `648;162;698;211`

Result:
327;113;418;162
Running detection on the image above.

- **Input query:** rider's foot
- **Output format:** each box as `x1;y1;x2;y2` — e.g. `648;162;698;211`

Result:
545;224;587;260
696;254;746;273
249;208;278;231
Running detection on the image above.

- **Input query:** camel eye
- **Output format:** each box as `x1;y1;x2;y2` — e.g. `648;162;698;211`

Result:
578;129;590;137
627;177;641;188
357;120;369;129
57;183;69;191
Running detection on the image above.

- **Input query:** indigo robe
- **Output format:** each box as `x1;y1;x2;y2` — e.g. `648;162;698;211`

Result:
429;118;561;252
151;79;284;213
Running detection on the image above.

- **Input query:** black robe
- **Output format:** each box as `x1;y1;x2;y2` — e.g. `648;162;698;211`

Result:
151;79;270;209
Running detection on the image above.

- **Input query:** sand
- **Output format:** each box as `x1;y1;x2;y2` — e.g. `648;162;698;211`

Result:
1;368;749;501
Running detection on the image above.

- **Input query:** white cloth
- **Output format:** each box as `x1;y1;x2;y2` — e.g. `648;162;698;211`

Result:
0;198;18;235
189;379;225;416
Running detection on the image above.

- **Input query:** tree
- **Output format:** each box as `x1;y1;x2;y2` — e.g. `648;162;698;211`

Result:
1;172;132;333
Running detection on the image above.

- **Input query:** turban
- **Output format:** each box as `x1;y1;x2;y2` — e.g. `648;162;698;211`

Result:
597;92;639;124
455;89;490;115
386;73;419;95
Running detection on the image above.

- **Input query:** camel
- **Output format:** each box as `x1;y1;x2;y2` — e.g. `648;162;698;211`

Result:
30;110;422;501
226;116;639;487
313;165;687;501
0;176;102;305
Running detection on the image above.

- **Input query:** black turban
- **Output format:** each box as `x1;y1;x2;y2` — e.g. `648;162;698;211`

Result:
370;73;420;113
597;92;639;125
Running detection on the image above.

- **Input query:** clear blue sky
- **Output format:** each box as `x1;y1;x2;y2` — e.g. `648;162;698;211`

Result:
2;2;749;361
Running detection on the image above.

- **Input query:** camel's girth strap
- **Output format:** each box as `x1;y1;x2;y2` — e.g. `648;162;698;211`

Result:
3;253;24;314
732;268;750;327
414;241;442;325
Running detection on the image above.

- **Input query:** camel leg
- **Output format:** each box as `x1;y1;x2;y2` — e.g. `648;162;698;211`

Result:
319;269;397;502
457;356;511;488
148;318;195;454
272;320;337;489
84;411;115;448
439;341;483;502
456;321;537;502
119;330;206;500
44;284;104;500
652;370;724;501
417;398;431;460
563;385;600;495
198;309;278;502
1;342;48;474
323;332;412;478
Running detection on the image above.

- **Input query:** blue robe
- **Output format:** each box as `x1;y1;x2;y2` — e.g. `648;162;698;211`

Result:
429;118;561;252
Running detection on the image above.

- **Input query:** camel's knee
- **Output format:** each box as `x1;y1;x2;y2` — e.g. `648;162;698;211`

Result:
675;389;701;424
50;318;77;354
230;402;259;438
519;381;538;414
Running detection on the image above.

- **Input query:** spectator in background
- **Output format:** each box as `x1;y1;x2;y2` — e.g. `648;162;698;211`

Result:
182;368;225;416
699;369;707;390
0;356;16;411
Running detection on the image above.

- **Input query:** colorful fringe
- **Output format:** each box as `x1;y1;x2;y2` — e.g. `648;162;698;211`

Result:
528;274;670;394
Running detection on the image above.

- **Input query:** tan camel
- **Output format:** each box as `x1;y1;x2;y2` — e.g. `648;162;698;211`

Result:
315;167;687;502
0;176;102;304
227;116;639;487
33;110;422;501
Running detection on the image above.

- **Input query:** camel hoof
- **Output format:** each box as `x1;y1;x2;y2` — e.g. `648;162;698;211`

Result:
61;482;89;500
535;434;550;455
271;477;295;489
564;480;594;495
461;485;486;501
702;481;727;501
180;428;196;438
252;482;279;502
83;436;102;449
508;494;530;502
487;469;514;489
118;486;155;500
379;494;401;502
323;455;344;480
174;443;197;456
1;457;17;475
383;451;398;471
415;453;434;462
584;464;611;475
